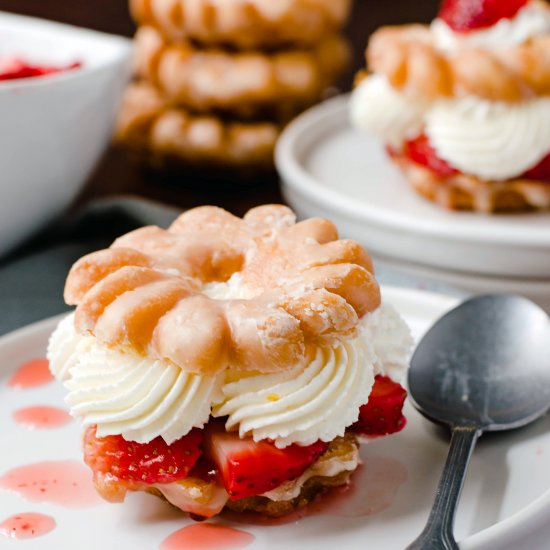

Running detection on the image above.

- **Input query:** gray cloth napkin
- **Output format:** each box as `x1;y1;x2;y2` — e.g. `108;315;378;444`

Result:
0;197;180;336
0;195;464;337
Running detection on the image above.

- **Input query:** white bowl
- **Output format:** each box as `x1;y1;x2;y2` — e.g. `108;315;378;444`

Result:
0;11;132;257
276;95;550;279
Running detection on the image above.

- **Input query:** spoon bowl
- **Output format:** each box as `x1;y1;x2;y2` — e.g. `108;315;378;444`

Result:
407;294;550;550
409;294;550;431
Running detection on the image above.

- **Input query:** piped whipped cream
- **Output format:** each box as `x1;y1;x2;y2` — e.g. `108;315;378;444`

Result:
213;303;412;448
432;1;550;51
48;302;411;448
47;314;223;444
350;75;428;149
202;272;256;300
47;314;94;381
426;97;550;180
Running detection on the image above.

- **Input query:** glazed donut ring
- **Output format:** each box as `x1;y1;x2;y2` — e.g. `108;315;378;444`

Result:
115;83;279;167
129;0;352;50
393;153;550;212
368;22;550;102
64;205;380;376
134;26;350;118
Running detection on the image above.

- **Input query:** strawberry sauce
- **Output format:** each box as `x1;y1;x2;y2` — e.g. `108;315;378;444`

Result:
12;405;72;429
225;455;408;527
160;524;254;550
0;59;81;81
0;460;102;508
7;358;53;389
310;455;408;518
0;512;56;540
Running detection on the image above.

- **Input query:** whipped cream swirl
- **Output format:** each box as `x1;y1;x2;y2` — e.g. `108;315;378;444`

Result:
431;1;550;51
47;314;94;381
48;314;222;444
426;97;550;180
214;303;411;448
49;302;411;448
350;75;428;149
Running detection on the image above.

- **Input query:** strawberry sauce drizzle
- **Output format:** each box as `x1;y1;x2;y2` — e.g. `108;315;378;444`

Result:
12;405;72;429
309;455;408;518
7;358;53;389
0;460;102;508
0;512;56;540
0;59;81;81
160;523;254;550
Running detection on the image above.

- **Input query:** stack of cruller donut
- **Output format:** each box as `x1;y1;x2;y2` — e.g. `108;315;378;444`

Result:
116;0;352;178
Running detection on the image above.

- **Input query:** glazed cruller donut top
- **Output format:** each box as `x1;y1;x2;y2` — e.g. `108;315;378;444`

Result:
48;206;402;450
63;205;380;377
368;0;550;103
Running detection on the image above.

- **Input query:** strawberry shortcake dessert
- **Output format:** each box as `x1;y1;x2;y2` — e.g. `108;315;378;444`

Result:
350;0;550;212
47;205;412;519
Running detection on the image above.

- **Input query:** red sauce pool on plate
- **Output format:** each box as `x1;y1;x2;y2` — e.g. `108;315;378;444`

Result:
7;358;53;389
226;455;407;526
12;405;72;429
0;460;102;508
0;59;81;81
0;512;56;540
309;455;408;518
160;524;254;550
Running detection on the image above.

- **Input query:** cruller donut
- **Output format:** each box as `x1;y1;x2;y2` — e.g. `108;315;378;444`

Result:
129;0;352;50
48;205;412;518
368;22;550;103
65;205;380;375
350;0;550;213
115;82;280;168
134;25;350;118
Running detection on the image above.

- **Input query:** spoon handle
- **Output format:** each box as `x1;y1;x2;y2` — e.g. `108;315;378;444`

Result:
407;426;481;550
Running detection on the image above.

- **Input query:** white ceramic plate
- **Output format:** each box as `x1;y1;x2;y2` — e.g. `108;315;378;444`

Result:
1;287;550;550
276;95;550;279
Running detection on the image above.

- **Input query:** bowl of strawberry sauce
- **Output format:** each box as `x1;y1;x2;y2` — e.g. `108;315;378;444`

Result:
0;11;132;257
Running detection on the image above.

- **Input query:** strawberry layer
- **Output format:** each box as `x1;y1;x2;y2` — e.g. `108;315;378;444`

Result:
83;375;407;513
400;134;550;183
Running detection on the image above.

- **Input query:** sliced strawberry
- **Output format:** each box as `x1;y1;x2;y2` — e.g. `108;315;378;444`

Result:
351;375;407;436
404;134;459;177
0;59;81;81
522;151;550;183
83;425;203;484
438;0;529;32
204;424;328;500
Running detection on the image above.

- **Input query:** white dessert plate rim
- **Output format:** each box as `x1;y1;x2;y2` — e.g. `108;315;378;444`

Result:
1;287;550;550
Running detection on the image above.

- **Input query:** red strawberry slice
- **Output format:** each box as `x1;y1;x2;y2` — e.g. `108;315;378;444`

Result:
438;0;529;32
351;375;407;436
204;424;328;500
522;151;550;182
404;134;459;177
83;425;203;484
0;59;81;81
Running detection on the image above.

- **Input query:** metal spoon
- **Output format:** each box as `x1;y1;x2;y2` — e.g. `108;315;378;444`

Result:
406;294;550;550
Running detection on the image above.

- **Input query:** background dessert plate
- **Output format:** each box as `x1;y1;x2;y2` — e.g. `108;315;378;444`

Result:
1;287;550;549
276;95;550;279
